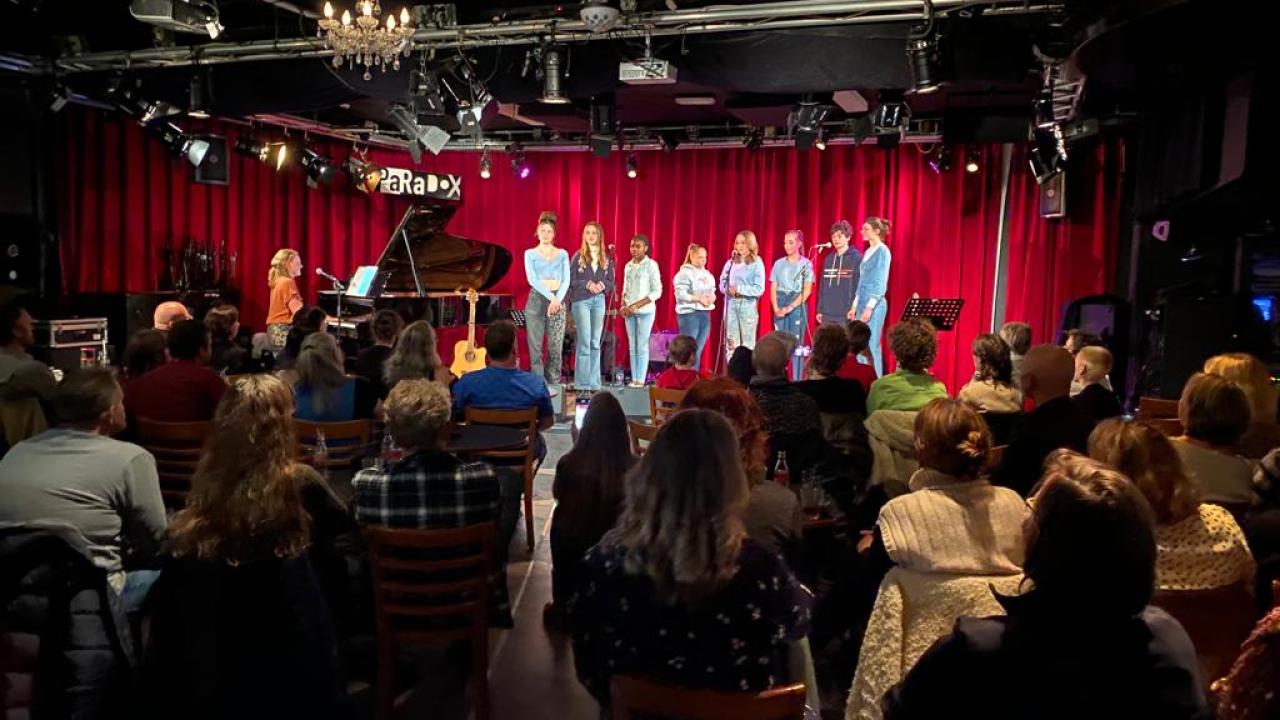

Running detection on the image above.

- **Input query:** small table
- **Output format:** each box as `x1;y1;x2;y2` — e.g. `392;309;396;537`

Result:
447;424;528;454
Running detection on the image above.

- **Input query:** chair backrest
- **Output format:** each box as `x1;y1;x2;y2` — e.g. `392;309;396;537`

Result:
648;386;687;425
294;419;373;470
628;420;658;456
610;676;807;720
1148;418;1184;437
1138;396;1180;421
462;406;538;464
136;418;212;508
1152;581;1257;686
362;523;495;642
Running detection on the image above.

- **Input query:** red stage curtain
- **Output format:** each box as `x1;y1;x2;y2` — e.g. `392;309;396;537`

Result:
55;110;1120;392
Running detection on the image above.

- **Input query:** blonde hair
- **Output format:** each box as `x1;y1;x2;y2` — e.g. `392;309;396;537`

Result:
268;249;299;288
864;216;892;240
734;230;759;263
384;379;452;450
784;229;805;253
384;320;444;388
295;332;347;416
683;243;707;267
1075;346;1113;384
169;375;312;562
913;398;992;478
576;221;607;270
1204;353;1278;426
1088;419;1199;524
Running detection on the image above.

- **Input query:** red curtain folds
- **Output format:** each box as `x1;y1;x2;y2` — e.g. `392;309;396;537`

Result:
56;110;1121;392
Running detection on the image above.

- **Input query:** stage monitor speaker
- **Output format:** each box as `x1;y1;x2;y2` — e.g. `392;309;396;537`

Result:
194;135;229;185
1040;171;1066;218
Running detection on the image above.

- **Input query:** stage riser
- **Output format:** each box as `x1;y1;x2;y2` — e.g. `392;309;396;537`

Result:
553;384;654;419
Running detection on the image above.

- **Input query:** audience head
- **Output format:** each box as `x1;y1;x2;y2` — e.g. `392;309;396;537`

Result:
171;374;311;563
167;319;211;362
889;318;937;374
1062;329;1102;355
1074;345;1113;386
914;399;992;479
52;367;126;434
0;302;35;350
845;320;871;355
124;329;168;378
295;332;347;416
667;335;697;369
1088;419;1199;524
679;378;767;479
1178;372;1251;447
971;333;1013;385
808;324;851;378
564;392;634;542
751;333;789;380
292;306;327;333
1019;344;1074;402
1203;353;1278;426
371;309;403;346
999;321;1032;356
484;319;518;364
384;320;443;387
383;378;451;452
204;304;240;343
1025;451;1156;618
727;346;755;386
611;408;748;602
152;300;192;331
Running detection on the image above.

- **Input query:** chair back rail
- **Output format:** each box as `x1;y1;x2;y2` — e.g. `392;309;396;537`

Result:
463;406;541;552
610;676;807;720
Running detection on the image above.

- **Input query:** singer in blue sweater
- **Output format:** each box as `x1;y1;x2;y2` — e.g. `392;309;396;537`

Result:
524;211;570;387
719;230;766;358
854;217;893;376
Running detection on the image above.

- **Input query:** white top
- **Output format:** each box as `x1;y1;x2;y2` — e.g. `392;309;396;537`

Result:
673;264;717;314
622;257;662;315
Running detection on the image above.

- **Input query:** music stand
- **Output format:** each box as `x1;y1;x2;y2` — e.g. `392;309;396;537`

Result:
901;297;964;330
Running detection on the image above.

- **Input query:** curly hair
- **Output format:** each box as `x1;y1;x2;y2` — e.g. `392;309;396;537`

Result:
808;324;850;378
384;378;451;450
1088;419;1199;524
914;398;992;478
971;333;1013;384
889;317;937;373
169;374;313;563
678;377;767;479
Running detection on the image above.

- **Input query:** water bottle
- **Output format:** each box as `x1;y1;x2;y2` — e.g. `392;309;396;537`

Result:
614;367;625;387
314;429;330;479
773;450;790;486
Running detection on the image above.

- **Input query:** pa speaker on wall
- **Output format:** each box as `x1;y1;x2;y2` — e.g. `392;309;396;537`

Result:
1040;171;1066;218
194;135;229;185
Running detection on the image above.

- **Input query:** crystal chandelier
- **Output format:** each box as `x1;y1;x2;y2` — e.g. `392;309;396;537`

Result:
318;2;414;81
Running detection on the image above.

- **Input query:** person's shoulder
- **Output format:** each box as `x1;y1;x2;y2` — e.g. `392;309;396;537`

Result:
738;536;792;575
1138;605;1201;661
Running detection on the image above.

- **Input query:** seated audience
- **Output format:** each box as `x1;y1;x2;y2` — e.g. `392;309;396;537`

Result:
548;392;634;626
0;367;165;609
277;306;328;377
993;345;1095;497
1089;418;1254;591
1072;345;1123;422
0;301;57;410
125;319;228;424
727;345;755;386
750;332;822;439
837;319;879;392
355;309;402;400
1063;329;1112;396
1172;372;1256;508
882;451;1207;719
451;319;554;438
798;324;869;448
1203;352;1280;458
383;320;453;394
204;303;249;374
151;300;192;331
1211;604;1280;720
124;329;167;380
958;333;1023;413
847;399;1027;719
999;321;1032;390
680;378;802;563
866;318;948;413
146;374;350;718
654;334;706;390
568;409;811;706
293;332;377;422
352;378;512;625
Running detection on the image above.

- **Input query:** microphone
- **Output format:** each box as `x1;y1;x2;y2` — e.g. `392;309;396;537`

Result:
315;267;346;289
812;242;833;250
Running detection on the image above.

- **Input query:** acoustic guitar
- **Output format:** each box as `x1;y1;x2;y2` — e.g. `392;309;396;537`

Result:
450;288;487;377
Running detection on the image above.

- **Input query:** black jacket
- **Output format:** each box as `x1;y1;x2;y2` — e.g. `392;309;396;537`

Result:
993;396;1096;497
1072;383;1123;424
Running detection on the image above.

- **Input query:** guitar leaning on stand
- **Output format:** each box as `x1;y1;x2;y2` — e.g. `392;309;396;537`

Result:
450;287;488;377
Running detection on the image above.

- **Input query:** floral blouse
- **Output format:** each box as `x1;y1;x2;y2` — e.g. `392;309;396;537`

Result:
567;538;812;705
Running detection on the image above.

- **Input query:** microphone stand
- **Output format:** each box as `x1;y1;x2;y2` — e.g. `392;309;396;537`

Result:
324;273;347;337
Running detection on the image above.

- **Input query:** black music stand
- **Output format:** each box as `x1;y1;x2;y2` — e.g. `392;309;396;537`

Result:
901;297;964;330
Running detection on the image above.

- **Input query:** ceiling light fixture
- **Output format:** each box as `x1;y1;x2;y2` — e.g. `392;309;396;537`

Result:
1029;123;1067;184
540;46;571;105
343;155;383;192
150;121;209;167
906;0;941;94
674;94;716;107
509;143;530;178
792;97;831;151
580;0;621;33
743;127;764;151
872;92;909;133
300;148;336;187
387;103;450;162
479;148;492;179
964;147;980;174
625;152;638;179
815;129;827;151
318;1;414;81
928;143;951;173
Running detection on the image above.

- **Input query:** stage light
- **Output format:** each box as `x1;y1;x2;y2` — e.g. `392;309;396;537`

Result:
625;152;638;179
743;127;764;151
188;72;212;119
234;136;266;161
387;104;450;163
508;143;530;178
792;98;830;151
1034;90;1056;129
815;129;827;151
1029;123;1068;184
151;121;209;167
540;46;571;105
479;149;492;179
343;156;383;193
873;98;908;132
300;148;335;186
928;144;951;174
964;148;980;174
49;82;70;113
906;0;940;94
658;132;680;152
268;142;290;171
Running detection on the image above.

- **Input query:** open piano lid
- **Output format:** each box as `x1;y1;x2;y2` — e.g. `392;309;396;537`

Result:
373;203;513;294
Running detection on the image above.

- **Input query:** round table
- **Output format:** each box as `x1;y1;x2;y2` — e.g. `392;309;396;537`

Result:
447;424;528;454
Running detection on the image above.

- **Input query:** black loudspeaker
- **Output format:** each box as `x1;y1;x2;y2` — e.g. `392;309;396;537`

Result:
1039;171;1066;219
0;214;41;289
194;135;229;185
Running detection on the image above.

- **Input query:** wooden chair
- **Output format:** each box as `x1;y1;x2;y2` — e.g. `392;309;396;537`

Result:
1152;581;1257;687
628;419;659;456
464;406;540;553
294;419;373;472
136;418;212;508
1147;417;1184;437
648;386;687;425
610;676;807;720
1137;396;1180;421
363;523;495;720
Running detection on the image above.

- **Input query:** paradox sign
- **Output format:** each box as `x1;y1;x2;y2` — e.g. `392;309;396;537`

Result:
378;167;461;202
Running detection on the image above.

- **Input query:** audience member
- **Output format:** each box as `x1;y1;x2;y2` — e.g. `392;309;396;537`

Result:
125;319;228;424
383;320;453;393
1072;345;1122;422
654;334;706;390
993;344;1095;497
123;329;167;380
568;409;811;705
750;332;822;438
1172;372;1256;507
1063;329;1112;396
355;309;402;400
798;324;869;449
292;332;376;422
451;319;554;454
866;318;948;413
0;301;57;411
204;303;249;374
0;367;165;610
548;392;634;626
278;306;328;376
1211;604;1280;720
151;300;192;331
999;321;1032;390
1089;418;1254;591
1203;352;1280;458
352;378;512;625
146;374;351;718
957;333;1023;413
837;319;879;392
679;378;802;562
727;345;755;386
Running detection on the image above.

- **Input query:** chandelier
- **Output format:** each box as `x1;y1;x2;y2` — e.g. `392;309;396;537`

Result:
318;2;415;81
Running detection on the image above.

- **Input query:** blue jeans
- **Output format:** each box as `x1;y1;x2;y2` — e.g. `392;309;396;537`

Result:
571;294;605;390
625;312;656;383
856;300;888;376
774;290;807;379
121;569;162;613
525;292;566;385
677;310;712;371
725;297;760;358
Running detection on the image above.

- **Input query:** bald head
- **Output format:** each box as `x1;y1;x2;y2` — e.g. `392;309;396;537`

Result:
153;301;192;331
1021;344;1075;404
752;334;789;379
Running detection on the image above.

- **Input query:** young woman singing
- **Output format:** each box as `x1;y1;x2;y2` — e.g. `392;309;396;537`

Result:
718;230;765;359
770;229;815;379
523;211;570;388
568;222;615;392
619;234;662;387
